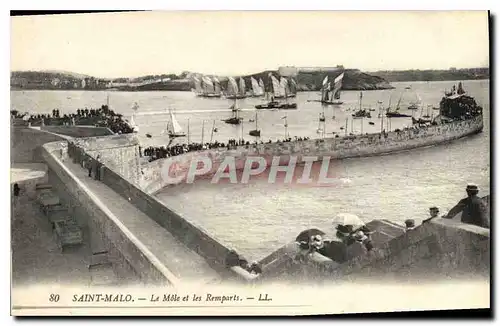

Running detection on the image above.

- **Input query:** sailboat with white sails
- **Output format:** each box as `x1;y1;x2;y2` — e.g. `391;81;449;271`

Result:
255;74;297;110
225;77;248;99
165;109;186;138
250;77;265;97
192;76;222;98
128;102;140;133
313;73;345;105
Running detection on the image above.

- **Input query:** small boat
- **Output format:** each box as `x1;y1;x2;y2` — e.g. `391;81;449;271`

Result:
408;103;419;110
352;109;371;118
255;101;297;110
166;109;186;138
386;111;412;118
412;117;432;124
256;101;280;110
405;85;412;90
319;112;326;122
146;133;152;138
368;122;375;125
249;112;261;137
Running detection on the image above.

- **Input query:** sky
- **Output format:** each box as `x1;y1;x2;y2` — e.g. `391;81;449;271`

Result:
10;11;490;78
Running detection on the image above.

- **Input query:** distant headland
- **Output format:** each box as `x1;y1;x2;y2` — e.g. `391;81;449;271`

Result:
10;66;489;92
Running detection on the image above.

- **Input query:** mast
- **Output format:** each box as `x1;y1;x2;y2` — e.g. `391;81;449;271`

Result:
201;120;205;145
351;117;354;134
360;118;363;134
187;119;190;144
284;113;288;139
241;119;244;142
345;118;348;136
210;120;215;143
380;110;384;133
255;112;258;131
359;91;363;110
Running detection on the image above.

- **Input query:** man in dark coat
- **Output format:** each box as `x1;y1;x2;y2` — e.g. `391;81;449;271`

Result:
443;184;489;228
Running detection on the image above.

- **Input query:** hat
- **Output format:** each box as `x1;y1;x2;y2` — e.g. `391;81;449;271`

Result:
405;219;416;228
352;230;367;242
466;184;479;191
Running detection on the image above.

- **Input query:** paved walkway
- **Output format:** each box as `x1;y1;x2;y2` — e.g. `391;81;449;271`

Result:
61;158;222;285
11;196;93;287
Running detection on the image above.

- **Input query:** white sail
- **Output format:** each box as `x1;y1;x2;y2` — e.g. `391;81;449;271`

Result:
251;77;260;95
331;72;344;100
258;78;265;92
289;78;297;94
169;110;183;135
227;77;239;95
271;75;281;97
213;77;222;94
238;78;246;96
193;77;203;93
322;76;329;87
279;77;289;96
202;76;215;94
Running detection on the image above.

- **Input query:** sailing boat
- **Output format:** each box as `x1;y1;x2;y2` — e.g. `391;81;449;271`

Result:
192;76;222;98
250;77;264;97
166;109;186;138
225;77;247;99
223;98;243;125
249;112;261;137
317;73;345;105
256;74;281;110
212;77;223;97
412;103;433;125
408;91;421;110
274;77;297;99
129;102;140;133
352;92;371;118
386;90;412;118
279;77;298;110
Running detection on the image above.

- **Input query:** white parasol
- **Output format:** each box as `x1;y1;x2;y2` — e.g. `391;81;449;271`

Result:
333;213;365;228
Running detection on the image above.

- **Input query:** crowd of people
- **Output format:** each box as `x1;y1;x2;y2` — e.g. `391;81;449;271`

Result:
143;136;312;162
13;105;134;134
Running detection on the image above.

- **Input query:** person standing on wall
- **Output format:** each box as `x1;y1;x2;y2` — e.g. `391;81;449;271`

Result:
443;184;489;229
95;154;102;180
